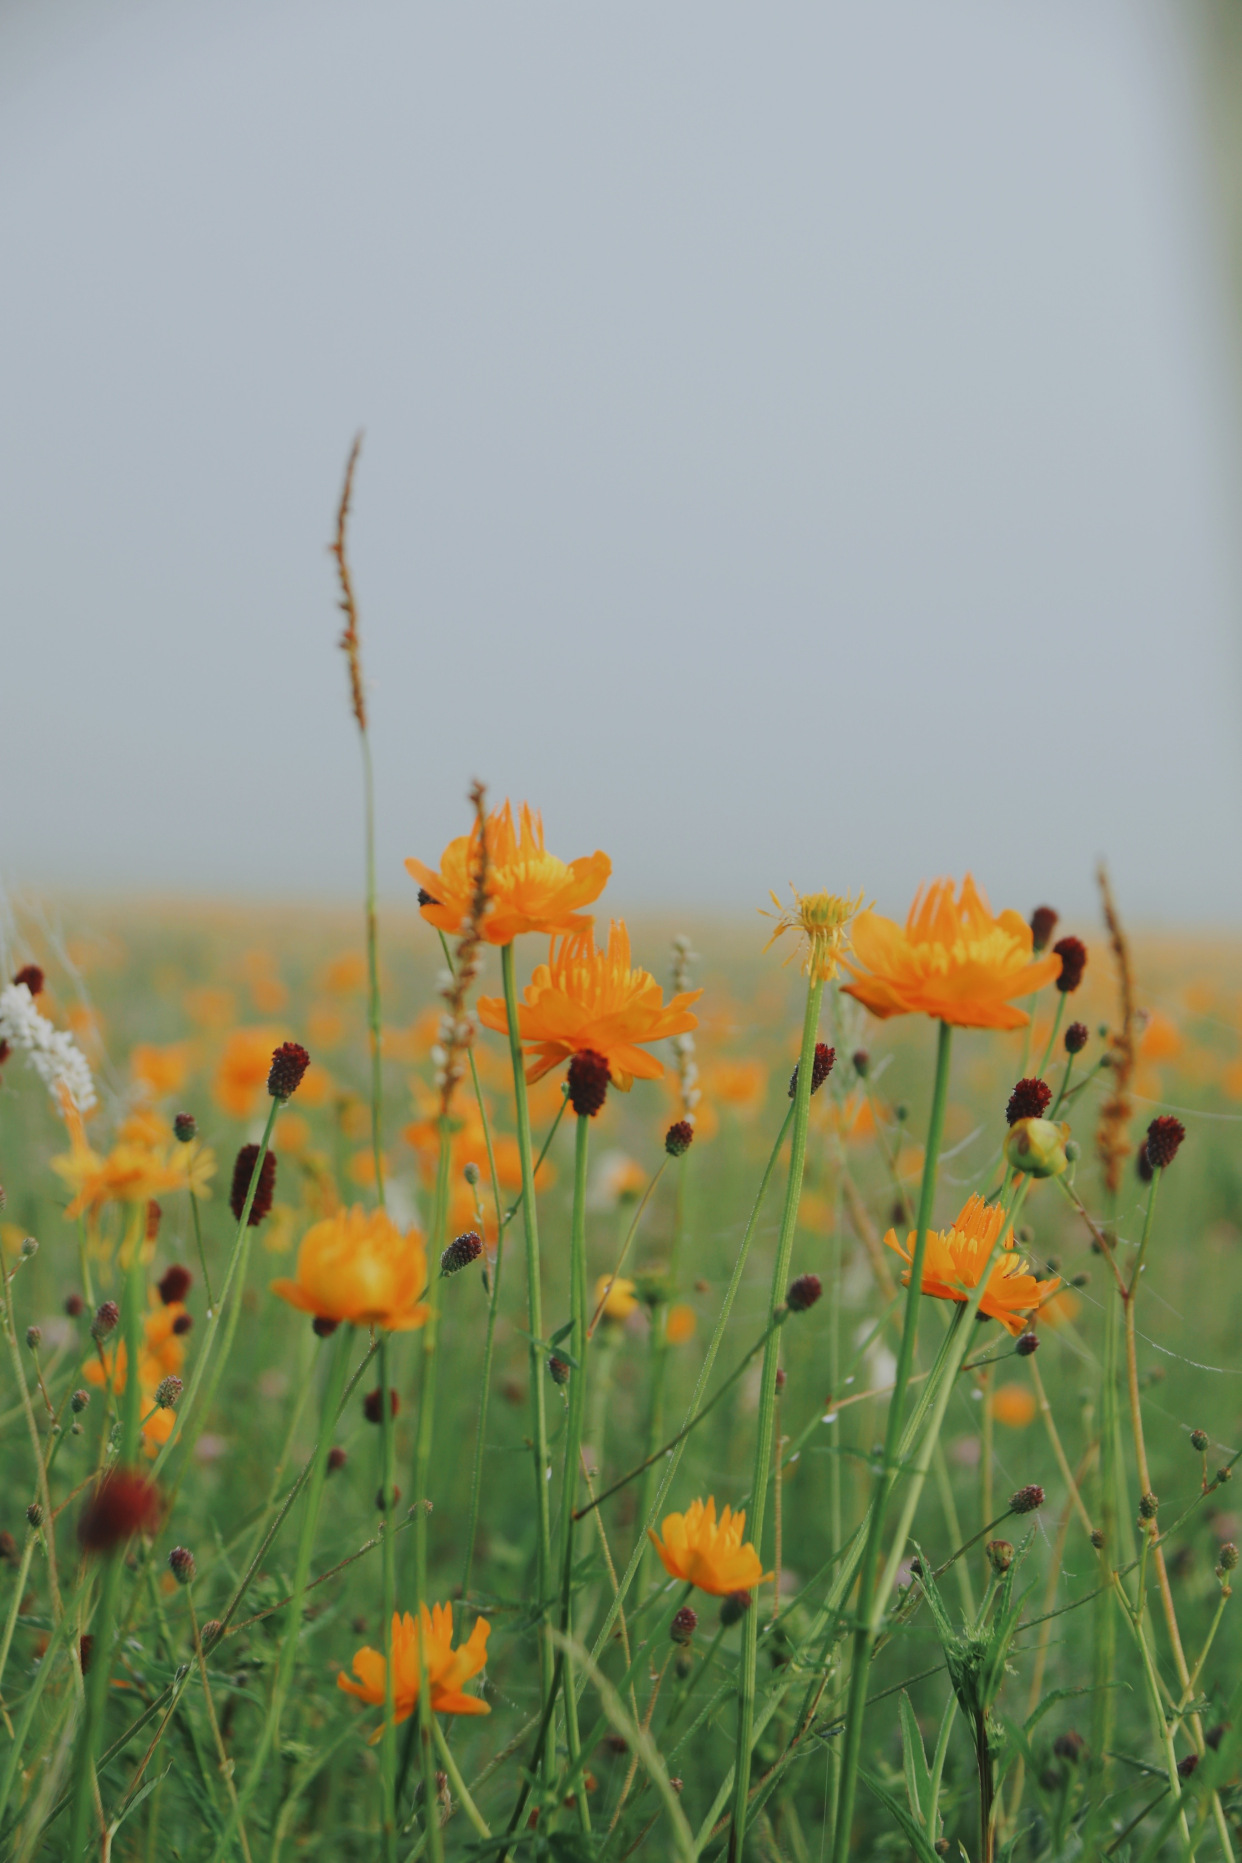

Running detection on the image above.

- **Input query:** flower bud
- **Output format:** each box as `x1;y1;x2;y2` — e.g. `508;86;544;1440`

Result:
1065;1022;1089;1055
786;1273;822;1314
1090;1528;1105;1549
852;1049;870;1078
670;1606;697;1645
1220;1542;1239;1572
567;1050;610;1118
1053;937;1087;993
1009;1484;1045;1515
1145;1116;1186;1172
26;1502;42;1527
463;1161;481;1186
168;1545;196;1586
1191;1429;1209;1453
986;1539;1014;1574
155;1376;182;1411
1053;1729;1085;1764
24;1326;40;1351
719;1590;751;1627
1030;907;1059;953
200;1620;222;1649
441;1232;483;1277
1015;1332;1038;1357
267;1041;311;1102
173;1112;197;1143
91;1300;119;1341
64;1292;84;1317
1138;1491;1159;1521
71;1388;90;1413
548;1354;570;1386
20;1236;37;1259
327;1446;347;1472
363;1387;399;1424
1003;1118;1070;1179
665;1120;694;1158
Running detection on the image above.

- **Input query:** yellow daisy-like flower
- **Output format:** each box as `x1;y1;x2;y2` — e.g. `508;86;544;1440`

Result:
884;1194;1061;1337
406;800;611;946
338;1603;490;1738
761;887;866;984
647;1496;772;1597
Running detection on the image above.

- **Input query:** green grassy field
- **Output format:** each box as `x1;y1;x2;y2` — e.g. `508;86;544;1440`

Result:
1;892;1241;1860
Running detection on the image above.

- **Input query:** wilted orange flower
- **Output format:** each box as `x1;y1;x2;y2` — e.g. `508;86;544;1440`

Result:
885;1194;1060;1336
212;1028;285;1120
761;887;865;983
406;801;610;946
477;922;701;1090
338;1603;490;1736
270;1206;429;1331
842;877;1061;1029
648;1497;771;1597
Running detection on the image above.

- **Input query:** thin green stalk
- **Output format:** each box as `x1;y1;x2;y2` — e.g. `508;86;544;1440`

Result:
189;1187;215;1313
730;973;824;1861
379;1335;399;1863
153;1098;279;1480
460;1046;508;1599
205;1326;352;1863
361;729;386;1209
637;1154;686;1595
433;1721;490;1838
829;1018;953;1863
500;940;554;1769
1036;992;1067;1076
411;1124;450;1863
555;1112;592;1834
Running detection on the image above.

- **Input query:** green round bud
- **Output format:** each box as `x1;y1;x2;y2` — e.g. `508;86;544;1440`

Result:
1003;1118;1070;1179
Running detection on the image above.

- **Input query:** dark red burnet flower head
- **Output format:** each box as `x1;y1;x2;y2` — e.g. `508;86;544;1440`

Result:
441;1231;484;1276
78;1467;163;1554
1064;1022;1089;1055
230;1145;277;1226
567;1049;610;1118
1029;907;1059;954
1145;1116;1185;1172
1053;937;1087;994
665;1120;694;1158
268;1041;311;1102
786;1273;823;1313
1137;1141;1153;1184
173;1111;197;1143
157;1264;192;1306
788;1043;835;1100
1006;1077;1052;1126
12;964;44;996
363;1387;400;1424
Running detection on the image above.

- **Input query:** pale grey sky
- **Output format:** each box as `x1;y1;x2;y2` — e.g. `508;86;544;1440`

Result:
3;0;1241;924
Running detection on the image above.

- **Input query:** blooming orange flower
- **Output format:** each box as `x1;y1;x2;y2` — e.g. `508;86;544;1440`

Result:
842;877;1061;1029
270;1206;429;1331
665;1303;697;1346
647;1496;771;1597
477;921;701;1090
131;1043;191;1100
990;1383;1037;1429
212;1028;285;1120
52;1099;214;1224
338;1603;490;1736
884;1194;1060;1336
406;801;610;946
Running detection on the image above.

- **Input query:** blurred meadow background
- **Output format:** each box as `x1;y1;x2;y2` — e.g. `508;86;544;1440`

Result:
5;2;1242;1859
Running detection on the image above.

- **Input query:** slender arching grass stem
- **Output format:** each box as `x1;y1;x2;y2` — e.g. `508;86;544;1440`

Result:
1035;992;1067;1077
433;1720;490;1838
499;939;555;1774
411;1125;451;1863
153;1098;280;1482
829;1017;953;1863
729;972;824;1861
188;1185;214;1313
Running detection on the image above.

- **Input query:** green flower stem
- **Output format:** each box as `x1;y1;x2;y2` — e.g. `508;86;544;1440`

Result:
554;1112;593;1833
460;1043;508;1599
584;1103;796;1672
0;1532;36;1724
1114;1575;1194;1853
189;1186;215;1313
829;1018;953;1863
153;1098;280;1481
360;726;386;1209
637;1154;686;1596
379;1334;399;1863
729;972;824;1861
432;1720;490;1838
411;1125;451;1863
205;1325;352;1863
1035;992;1067;1076
76;1214;95;1311
499;939;555;1772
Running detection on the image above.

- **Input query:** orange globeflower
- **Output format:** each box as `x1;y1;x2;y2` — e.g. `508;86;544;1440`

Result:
212;1028;286;1120
270;1206;429;1331
842;877;1061;1029
648;1497;772;1597
885;1194;1060;1337
477;921;701;1090
338;1603;490;1737
406;801;610;946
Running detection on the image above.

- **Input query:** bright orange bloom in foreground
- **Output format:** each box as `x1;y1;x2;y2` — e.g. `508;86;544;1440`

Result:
338;1603;490;1735
406;801;611;946
885;1194;1061;1337
648;1497;771;1597
270;1207;429;1331
477;921;701;1090
842;877;1061;1029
